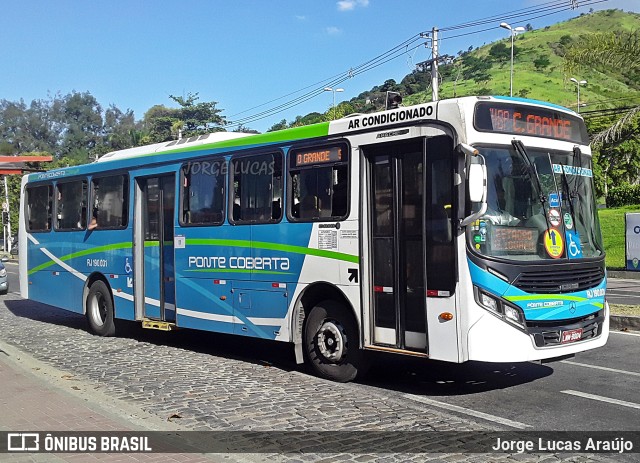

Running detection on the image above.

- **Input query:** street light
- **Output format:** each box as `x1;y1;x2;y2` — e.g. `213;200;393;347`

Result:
500;22;525;97
570;77;587;113
324;87;344;120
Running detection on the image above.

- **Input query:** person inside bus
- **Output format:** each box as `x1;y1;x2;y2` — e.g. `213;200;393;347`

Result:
88;207;98;230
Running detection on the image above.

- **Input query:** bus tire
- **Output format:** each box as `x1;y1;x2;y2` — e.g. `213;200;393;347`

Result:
303;300;366;382
85;280;116;337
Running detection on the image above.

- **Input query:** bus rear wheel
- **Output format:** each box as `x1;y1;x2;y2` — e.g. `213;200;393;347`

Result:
86;280;116;336
303;300;366;382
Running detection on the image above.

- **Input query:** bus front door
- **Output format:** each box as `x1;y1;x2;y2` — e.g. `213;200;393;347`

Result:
135;175;176;323
366;137;456;354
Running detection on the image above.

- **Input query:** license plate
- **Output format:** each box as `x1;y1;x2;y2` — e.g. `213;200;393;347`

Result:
561;328;583;344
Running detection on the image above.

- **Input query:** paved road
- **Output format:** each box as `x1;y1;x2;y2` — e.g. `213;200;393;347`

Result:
607;278;640;306
0;263;636;461
365;331;640;432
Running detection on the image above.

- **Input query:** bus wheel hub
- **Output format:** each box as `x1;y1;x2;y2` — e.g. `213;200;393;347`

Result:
317;321;346;362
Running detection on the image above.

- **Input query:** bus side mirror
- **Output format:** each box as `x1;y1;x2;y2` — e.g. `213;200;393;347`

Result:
460;150;488;227
468;163;486;203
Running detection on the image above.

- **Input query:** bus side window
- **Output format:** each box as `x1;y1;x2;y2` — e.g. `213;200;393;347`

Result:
288;145;349;222
90;175;128;229
231;153;282;224
26;185;53;232
181;160;226;226
55;180;87;231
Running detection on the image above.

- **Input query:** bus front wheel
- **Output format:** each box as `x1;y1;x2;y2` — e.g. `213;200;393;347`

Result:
86;280;116;336
303;300;366;382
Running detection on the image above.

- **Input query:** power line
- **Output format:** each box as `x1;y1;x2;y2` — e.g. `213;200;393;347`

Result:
581;106;640;118
443;0;608;41
226;0;609;130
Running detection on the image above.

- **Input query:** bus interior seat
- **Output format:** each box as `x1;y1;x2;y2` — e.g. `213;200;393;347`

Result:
299;195;319;218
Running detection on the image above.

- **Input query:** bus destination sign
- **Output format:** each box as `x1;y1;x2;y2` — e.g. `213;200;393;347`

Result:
474;101;589;144
490;226;538;254
295;146;343;167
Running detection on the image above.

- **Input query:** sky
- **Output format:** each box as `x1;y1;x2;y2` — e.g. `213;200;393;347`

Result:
1;0;638;133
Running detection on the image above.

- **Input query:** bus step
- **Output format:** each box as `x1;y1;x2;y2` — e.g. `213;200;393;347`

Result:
142;319;176;331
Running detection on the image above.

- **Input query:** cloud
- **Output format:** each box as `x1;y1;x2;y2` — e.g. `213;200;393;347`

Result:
295;15;307;20
337;0;369;12
326;26;342;35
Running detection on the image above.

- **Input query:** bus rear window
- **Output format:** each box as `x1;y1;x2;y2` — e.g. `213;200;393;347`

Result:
26;185;52;232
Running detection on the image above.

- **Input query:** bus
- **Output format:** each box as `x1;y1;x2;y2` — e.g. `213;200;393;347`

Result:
19;95;608;382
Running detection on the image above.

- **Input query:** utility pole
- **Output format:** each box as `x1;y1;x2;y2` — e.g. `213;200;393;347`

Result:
3;176;9;253
431;27;439;102
421;27;440;102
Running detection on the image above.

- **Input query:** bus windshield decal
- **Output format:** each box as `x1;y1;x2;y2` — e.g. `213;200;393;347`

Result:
474;101;589;144
553;163;593;178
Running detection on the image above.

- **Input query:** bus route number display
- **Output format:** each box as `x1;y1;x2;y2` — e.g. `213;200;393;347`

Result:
295;146;343;167
474;101;588;144
490;226;537;254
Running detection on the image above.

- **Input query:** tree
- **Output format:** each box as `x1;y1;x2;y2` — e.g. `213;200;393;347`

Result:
103;105;138;152
489;42;516;63
143;93;227;143
0;98;60;155
169;92;226;136
267;119;288;132
143;105;176;143
533;55;551;71
462;55;492;81
565;31;640;144
54;92;104;163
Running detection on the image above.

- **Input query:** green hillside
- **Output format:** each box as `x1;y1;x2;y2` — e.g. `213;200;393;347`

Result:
342;9;640;117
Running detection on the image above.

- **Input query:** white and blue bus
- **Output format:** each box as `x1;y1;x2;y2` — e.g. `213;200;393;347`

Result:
19;96;608;382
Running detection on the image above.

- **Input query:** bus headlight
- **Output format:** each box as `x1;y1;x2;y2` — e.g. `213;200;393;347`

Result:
504;304;524;326
479;291;500;314
476;287;526;329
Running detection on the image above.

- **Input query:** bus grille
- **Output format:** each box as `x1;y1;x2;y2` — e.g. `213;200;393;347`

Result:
514;266;604;294
528;312;603;348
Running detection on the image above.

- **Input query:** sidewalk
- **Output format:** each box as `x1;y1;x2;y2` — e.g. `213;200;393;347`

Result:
0;341;215;463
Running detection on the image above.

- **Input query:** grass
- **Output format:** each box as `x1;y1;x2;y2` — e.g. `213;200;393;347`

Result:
610;304;640;316
598;205;640;269
597;206;640;317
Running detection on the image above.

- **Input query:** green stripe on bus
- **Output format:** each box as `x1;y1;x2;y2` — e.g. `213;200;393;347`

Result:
141;123;331;159
505;295;588;303
185;238;360;264
27;242;133;275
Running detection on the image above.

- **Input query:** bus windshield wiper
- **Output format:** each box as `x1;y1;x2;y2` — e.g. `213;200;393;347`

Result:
571;146;583;197
511;140;550;229
559;164;577;231
512;140;545;206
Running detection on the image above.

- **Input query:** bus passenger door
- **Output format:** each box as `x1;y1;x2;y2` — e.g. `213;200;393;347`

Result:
134;175;176;323
365;136;456;355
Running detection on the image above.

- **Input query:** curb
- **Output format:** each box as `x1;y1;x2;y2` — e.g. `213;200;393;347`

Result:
610;315;640;332
608;270;640;280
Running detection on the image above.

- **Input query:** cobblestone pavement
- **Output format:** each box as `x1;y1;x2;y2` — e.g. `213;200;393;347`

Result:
0;293;620;463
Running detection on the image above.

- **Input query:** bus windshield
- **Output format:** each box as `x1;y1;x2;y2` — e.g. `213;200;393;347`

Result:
467;145;604;261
